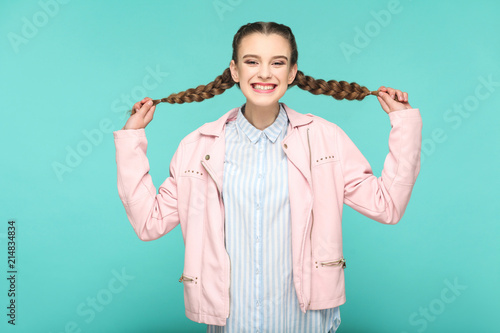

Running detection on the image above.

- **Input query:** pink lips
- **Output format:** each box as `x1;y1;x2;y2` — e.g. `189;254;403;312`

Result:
251;83;277;93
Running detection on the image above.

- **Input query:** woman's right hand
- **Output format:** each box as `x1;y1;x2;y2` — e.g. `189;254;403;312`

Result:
122;97;156;130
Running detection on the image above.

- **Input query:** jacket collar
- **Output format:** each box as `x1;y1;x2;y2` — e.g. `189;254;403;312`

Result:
198;102;313;137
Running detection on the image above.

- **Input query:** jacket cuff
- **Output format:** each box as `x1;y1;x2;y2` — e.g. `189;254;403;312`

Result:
388;108;421;127
388;108;421;119
113;128;146;139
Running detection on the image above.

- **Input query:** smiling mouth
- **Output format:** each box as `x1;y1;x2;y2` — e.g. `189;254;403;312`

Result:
251;83;277;92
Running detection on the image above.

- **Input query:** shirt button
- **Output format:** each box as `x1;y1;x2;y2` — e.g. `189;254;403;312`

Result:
256;268;259;274
256;203;260;209
258;173;262;178
256;301;260;307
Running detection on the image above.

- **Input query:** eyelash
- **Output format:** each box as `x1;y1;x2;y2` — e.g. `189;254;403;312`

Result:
245;61;285;66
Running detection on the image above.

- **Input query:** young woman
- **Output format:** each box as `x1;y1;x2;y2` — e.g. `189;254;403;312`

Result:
114;21;422;333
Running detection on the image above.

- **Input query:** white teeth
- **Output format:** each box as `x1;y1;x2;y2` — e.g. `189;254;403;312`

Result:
253;84;275;90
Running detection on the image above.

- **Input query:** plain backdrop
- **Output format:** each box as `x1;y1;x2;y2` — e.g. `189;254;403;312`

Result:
1;0;499;332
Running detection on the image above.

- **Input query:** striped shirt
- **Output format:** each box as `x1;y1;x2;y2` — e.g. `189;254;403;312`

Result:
207;103;341;333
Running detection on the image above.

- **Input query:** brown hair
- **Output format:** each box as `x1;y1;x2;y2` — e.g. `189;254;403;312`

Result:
130;21;384;115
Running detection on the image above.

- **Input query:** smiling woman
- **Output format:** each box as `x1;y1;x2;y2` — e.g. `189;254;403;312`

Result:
114;21;422;333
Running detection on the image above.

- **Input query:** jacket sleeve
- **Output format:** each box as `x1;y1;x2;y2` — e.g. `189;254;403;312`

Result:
113;128;181;240
337;108;422;224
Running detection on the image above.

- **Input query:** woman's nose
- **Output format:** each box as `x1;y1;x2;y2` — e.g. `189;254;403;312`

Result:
258;65;271;79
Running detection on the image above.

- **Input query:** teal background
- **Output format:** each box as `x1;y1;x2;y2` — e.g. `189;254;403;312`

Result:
1;0;499;332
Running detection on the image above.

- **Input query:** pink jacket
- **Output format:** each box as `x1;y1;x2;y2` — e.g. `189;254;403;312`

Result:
113;103;422;326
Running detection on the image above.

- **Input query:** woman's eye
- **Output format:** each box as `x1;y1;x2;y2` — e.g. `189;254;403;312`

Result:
244;60;285;66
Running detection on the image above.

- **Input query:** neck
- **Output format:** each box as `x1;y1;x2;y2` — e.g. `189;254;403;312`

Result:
243;102;280;130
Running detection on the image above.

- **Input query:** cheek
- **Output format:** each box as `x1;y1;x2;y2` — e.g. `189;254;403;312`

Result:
277;68;291;81
241;67;258;78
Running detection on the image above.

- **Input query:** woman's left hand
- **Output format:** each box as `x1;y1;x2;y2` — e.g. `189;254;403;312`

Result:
376;86;413;114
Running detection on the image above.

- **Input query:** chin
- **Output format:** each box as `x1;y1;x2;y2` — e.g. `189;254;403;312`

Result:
246;96;280;108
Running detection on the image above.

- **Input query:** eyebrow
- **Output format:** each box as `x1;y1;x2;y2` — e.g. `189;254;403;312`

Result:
242;54;288;61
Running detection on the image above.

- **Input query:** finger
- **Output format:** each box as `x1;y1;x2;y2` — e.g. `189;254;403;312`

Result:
133;98;147;111
396;90;404;102
136;97;152;109
138;100;154;116
381;88;396;101
385;87;394;98
133;100;144;112
379;91;408;112
403;92;408;102
377;94;390;113
133;97;151;110
378;91;397;111
376;87;399;101
144;105;156;124
385;87;396;99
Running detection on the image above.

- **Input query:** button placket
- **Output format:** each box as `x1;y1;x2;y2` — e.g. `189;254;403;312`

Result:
255;133;266;323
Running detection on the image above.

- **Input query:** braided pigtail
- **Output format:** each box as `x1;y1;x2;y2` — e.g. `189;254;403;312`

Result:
290;70;381;101
129;67;235;115
129;21;397;115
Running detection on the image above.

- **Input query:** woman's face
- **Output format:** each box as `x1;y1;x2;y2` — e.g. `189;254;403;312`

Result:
230;33;297;110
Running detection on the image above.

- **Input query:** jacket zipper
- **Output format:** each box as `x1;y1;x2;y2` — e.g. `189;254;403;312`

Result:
307;127;313;245
178;273;197;283
320;257;346;268
201;159;231;318
307;127;312;171
201;159;222;194
305;127;314;310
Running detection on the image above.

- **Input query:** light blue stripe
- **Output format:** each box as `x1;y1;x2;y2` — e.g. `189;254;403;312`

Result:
207;103;340;333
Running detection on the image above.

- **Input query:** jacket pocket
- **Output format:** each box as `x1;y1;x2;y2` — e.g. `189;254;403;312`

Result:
179;273;200;313
310;257;346;306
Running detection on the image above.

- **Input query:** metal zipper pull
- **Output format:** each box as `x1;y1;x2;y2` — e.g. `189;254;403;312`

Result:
179;274;195;283
320;258;346;268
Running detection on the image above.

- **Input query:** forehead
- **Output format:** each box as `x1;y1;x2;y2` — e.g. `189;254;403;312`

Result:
237;33;291;58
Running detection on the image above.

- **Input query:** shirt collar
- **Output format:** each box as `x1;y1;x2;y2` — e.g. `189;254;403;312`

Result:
236;103;289;144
